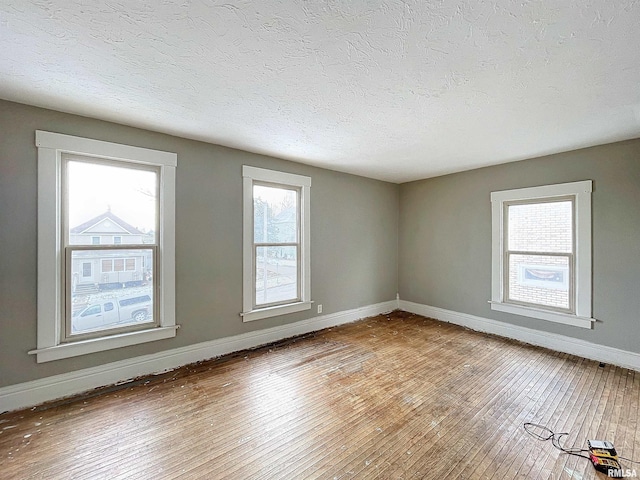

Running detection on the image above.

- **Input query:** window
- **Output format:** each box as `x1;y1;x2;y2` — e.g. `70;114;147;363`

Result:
490;181;594;328
101;258;135;273
242;166;311;322
114;258;125;272
33;131;177;362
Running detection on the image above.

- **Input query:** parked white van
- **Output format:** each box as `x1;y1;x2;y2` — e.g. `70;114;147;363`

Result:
72;294;152;332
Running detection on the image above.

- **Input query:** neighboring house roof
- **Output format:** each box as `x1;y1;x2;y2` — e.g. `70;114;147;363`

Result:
71;210;144;235
272;206;296;225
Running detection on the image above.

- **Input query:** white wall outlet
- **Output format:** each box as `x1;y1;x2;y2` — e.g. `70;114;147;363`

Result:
317;304;323;314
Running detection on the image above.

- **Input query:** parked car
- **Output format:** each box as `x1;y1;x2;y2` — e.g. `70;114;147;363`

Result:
72;294;152;332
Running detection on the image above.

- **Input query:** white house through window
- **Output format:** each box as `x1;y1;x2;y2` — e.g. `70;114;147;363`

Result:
65;158;158;338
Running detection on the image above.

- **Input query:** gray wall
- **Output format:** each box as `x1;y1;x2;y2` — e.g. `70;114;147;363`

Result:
0;100;399;387
399;140;640;353
2;97;638;390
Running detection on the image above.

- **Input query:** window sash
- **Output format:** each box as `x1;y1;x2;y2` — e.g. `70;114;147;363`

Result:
253;243;301;308
503;251;574;313
64;245;158;341
63;155;160;247
502;197;576;314
61;156;160;343
251;182;301;309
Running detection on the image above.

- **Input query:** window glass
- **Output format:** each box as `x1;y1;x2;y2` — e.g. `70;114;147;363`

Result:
66;158;157;338
255;246;298;306
67;160;157;245
505;199;573;311
70;248;154;335
507;201;572;253
253;185;298;244
507;254;570;310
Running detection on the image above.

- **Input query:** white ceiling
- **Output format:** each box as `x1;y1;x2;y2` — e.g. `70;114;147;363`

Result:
1;1;639;183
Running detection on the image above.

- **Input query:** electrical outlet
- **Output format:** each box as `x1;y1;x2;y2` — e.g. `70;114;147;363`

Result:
317;304;323;314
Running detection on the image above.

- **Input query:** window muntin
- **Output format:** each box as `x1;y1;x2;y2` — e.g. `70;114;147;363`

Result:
242;166;311;322
504;198;574;312
490;181;593;328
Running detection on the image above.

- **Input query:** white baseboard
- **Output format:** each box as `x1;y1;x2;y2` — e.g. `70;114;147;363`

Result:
0;300;397;413
399;300;640;372
8;298;633;414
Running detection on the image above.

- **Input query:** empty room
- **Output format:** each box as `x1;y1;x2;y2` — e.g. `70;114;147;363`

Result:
1;1;639;479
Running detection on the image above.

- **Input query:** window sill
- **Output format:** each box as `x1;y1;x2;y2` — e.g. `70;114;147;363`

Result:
241;301;312;322
489;301;594;329
29;326;179;363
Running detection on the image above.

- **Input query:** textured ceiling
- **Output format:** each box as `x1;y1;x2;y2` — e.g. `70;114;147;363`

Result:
1;1;639;183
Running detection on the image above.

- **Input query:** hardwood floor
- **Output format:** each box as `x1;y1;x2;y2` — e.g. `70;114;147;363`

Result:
1;311;639;479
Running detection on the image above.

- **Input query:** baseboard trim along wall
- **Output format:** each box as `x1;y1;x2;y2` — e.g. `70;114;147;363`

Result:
5;299;637;413
0;300;397;413
399;300;640;372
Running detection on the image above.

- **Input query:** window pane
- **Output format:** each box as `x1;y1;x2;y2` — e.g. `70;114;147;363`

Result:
507;254;570;310
255;246;298;306
508;201;572;253
253;185;298;244
67;160;157;245
70;249;154;334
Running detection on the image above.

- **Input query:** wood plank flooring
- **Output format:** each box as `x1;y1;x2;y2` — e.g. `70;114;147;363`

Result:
1;311;639;479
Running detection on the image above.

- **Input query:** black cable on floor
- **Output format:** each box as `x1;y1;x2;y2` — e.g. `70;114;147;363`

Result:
523;422;640;467
523;423;590;460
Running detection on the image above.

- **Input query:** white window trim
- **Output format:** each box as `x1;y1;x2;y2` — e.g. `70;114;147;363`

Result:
490;180;594;329
241;166;311;322
31;131;178;362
